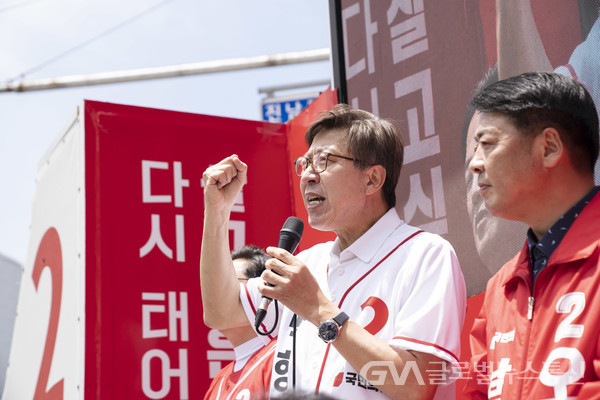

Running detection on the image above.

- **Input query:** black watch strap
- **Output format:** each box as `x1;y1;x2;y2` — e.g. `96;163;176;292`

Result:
332;311;349;327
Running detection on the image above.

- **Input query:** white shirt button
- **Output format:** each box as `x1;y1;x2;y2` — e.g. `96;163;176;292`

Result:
336;268;344;276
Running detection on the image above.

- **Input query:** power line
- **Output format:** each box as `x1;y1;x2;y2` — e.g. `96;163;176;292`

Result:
6;0;175;82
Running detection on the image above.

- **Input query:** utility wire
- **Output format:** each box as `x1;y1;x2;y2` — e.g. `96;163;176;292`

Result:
6;0;175;83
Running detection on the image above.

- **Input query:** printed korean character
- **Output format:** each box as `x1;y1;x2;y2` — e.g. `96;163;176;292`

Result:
394;69;439;165
403;165;448;234
387;0;428;64
345;372;358;386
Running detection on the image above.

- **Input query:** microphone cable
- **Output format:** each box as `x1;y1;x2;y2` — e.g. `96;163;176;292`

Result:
256;304;297;391
291;314;297;390
256;300;279;336
254;216;304;390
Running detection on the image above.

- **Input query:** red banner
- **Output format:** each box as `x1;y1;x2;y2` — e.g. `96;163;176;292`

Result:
83;100;295;398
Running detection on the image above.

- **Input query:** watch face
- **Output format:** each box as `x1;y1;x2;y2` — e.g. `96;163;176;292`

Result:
318;320;339;342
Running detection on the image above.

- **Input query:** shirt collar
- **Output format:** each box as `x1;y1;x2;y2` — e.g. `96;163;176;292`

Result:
527;186;600;260
331;208;404;264
232;336;265;371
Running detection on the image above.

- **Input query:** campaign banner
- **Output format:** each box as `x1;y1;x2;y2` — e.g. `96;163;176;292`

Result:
332;0;586;296
331;0;589;397
83;100;294;399
4;99;309;399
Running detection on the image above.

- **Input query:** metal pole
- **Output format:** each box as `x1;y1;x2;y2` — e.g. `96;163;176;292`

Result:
258;79;331;98
0;48;330;93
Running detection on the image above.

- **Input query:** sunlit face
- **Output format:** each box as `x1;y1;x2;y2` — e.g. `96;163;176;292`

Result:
299;129;368;238
468;112;545;219
465;112;528;273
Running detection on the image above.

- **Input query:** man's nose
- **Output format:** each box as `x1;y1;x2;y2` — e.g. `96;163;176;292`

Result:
469;152;484;174
300;164;320;184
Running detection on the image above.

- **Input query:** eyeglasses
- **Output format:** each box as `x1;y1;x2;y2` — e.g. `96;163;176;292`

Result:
293;151;360;177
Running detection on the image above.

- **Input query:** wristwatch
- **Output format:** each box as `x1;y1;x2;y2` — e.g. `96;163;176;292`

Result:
318;312;349;343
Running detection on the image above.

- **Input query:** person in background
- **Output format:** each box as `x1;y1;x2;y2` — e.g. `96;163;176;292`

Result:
496;0;600;178
201;104;466;399
465;72;600;398
204;245;276;400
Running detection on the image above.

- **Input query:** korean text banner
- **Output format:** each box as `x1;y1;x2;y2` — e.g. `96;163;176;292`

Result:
332;0;590;398
333;0;586;296
83;100;293;399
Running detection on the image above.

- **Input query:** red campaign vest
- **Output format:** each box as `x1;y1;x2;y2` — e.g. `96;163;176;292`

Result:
465;192;600;399
204;339;276;400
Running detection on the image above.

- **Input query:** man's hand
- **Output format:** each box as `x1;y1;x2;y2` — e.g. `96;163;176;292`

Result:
258;246;338;326
202;154;248;214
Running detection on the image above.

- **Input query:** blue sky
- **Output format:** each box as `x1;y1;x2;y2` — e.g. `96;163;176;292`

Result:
0;0;332;264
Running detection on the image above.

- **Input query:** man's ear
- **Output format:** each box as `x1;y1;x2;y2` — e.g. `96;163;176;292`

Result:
539;127;563;168
365;165;386;195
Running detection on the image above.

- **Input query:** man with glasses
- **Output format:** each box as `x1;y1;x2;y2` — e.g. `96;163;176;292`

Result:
200;104;466;399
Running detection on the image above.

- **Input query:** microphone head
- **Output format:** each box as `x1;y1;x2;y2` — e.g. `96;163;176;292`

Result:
278;216;304;253
256;217;304;330
280;216;304;239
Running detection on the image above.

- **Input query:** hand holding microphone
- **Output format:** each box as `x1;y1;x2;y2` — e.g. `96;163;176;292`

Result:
255;216;304;330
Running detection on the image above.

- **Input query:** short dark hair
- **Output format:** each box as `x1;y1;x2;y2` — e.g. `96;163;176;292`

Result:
231;245;270;279
469;71;599;173
305;104;404;209
462;64;499;160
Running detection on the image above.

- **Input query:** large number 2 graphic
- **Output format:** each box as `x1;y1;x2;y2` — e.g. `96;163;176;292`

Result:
361;297;389;335
540;292;586;399
32;228;64;400
554;292;585;342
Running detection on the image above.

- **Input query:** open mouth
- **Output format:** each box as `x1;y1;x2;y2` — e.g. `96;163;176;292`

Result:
307;195;325;205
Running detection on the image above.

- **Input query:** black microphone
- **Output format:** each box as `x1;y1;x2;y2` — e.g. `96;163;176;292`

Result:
254;216;304;330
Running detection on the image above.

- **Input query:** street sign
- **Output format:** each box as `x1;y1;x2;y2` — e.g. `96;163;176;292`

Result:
261;92;319;123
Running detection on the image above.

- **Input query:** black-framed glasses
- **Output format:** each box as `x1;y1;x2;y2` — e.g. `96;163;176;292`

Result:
293;152;360;177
